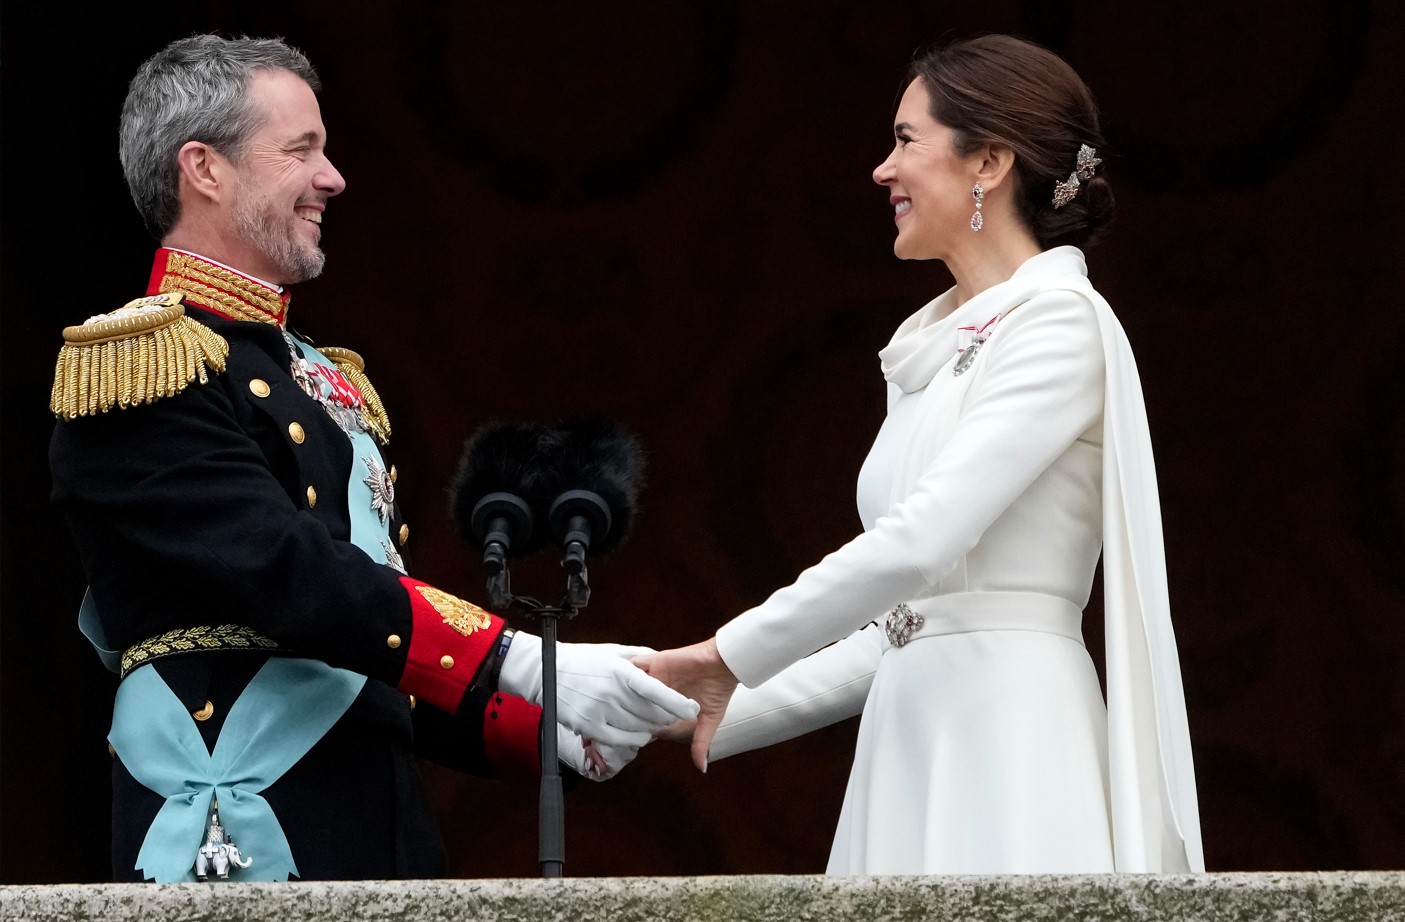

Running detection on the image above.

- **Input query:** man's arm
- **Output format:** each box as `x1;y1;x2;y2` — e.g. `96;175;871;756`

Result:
51;336;694;746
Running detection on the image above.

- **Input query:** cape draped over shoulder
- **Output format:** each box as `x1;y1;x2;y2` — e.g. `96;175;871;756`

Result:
716;246;1204;872
882;247;1202;871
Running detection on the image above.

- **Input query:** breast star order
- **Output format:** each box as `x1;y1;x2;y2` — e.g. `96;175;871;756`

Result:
362;456;396;524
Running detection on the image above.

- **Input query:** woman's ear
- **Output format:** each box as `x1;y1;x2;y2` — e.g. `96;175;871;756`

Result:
175;141;225;204
973;142;1018;195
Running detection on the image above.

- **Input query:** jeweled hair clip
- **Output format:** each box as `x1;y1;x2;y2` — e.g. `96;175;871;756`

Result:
1052;144;1102;209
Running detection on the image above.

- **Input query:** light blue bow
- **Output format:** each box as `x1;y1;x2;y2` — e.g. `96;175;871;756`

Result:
110;659;366;882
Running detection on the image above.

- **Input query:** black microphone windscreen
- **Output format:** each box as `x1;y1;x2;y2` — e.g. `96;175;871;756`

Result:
449;421;557;554
544;416;646;556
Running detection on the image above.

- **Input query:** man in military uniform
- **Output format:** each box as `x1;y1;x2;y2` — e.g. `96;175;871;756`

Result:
48;34;696;883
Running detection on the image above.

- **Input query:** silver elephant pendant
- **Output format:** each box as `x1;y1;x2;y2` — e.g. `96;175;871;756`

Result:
193;805;254;882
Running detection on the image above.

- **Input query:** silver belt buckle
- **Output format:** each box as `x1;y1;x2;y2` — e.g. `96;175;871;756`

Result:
884;603;924;648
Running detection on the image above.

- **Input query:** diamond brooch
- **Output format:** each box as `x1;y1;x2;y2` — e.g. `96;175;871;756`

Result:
884;603;925;647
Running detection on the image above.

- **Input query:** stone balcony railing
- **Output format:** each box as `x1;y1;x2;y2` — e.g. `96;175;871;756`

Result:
3;872;1404;921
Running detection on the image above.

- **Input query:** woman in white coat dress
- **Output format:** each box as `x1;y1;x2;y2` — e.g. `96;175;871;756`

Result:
642;35;1204;875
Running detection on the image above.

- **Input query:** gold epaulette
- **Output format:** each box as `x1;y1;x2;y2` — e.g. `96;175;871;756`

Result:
50;293;230;420
320;345;392;446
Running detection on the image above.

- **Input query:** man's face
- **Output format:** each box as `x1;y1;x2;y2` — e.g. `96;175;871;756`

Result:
225;69;345;285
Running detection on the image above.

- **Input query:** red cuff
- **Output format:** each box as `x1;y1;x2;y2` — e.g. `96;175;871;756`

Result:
483;692;543;779
397;576;505;714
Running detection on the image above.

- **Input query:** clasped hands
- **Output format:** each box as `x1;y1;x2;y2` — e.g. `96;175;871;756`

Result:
499;633;701;780
498;633;736;779
630;638;738;772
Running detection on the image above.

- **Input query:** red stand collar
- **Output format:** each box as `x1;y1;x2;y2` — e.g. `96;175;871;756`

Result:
147;248;291;327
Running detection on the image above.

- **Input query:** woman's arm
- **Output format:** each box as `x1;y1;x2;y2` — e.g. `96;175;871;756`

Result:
717;290;1106;686
641;289;1107;768
709;622;886;761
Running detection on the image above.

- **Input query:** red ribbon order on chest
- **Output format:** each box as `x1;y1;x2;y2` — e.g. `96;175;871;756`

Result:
308;362;364;410
956;313;1002;354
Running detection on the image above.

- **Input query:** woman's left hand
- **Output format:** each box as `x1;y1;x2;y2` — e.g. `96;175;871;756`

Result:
632;638;737;772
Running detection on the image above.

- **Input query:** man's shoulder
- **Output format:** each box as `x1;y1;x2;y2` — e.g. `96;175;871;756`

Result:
49;292;231;421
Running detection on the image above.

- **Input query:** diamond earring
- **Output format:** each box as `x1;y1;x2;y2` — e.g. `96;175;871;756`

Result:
970;182;984;232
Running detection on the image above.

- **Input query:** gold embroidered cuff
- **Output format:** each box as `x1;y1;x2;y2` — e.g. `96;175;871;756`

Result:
415;584;492;636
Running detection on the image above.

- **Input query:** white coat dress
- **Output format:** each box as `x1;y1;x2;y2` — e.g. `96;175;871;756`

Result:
711;246;1203;875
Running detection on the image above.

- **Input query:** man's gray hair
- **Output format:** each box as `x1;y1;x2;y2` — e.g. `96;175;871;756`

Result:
120;34;321;239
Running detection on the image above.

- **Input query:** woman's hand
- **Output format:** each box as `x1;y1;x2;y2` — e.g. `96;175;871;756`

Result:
653;717;697;744
633;638;737;772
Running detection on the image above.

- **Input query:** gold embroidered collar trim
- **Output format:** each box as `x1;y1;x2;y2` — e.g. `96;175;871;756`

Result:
151;249;290;327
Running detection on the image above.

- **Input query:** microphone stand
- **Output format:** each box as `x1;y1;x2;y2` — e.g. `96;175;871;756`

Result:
511;594;579;879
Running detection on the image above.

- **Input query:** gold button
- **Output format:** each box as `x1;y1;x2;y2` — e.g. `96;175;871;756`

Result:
192;700;215;721
399;523;410;546
407;695;416;711
386;634;402;649
306;485;318;508
107;743;116;758
249;379;271;398
390;464;398;483
288;421;306;444
439;655;455;670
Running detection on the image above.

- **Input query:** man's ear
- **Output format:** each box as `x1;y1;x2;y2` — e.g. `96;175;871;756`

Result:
175;141;226;204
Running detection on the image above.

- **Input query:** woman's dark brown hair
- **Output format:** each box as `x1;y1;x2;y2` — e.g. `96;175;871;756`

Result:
908;34;1114;249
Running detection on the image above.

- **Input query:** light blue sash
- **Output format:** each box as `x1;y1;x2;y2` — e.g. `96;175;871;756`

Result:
111;659;366;882
90;333;397;881
289;339;403;572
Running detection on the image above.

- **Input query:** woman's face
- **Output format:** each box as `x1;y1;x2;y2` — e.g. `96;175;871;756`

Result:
872;79;977;261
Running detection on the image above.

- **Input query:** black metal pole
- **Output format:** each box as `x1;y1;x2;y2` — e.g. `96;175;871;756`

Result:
537;612;564;878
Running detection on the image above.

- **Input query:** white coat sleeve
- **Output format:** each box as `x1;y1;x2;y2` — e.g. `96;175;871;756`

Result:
715;291;1106;686
709;622;886;761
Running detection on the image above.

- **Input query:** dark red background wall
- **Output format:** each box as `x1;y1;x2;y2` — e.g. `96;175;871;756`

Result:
3;1;1402;881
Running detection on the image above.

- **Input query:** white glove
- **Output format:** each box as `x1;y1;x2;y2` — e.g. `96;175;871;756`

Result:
556;725;639;782
499;634;700;749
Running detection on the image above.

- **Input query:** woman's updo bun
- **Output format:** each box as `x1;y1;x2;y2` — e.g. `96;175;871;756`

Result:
908;35;1115;249
1041;174;1115;250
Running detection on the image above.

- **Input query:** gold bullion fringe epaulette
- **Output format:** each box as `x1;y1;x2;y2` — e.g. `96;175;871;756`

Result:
120;623;281;679
50;293;230;420
320;346;392;446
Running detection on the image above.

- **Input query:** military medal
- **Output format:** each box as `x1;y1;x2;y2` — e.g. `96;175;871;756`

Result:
283;334;368;437
953;313;1002;377
284;334;320;400
381;538;406;573
952;340;983;376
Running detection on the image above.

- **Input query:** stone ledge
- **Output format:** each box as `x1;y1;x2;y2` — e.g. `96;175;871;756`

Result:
3;872;1403;922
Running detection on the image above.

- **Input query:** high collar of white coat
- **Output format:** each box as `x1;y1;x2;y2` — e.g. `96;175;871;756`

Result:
880;246;1090;394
